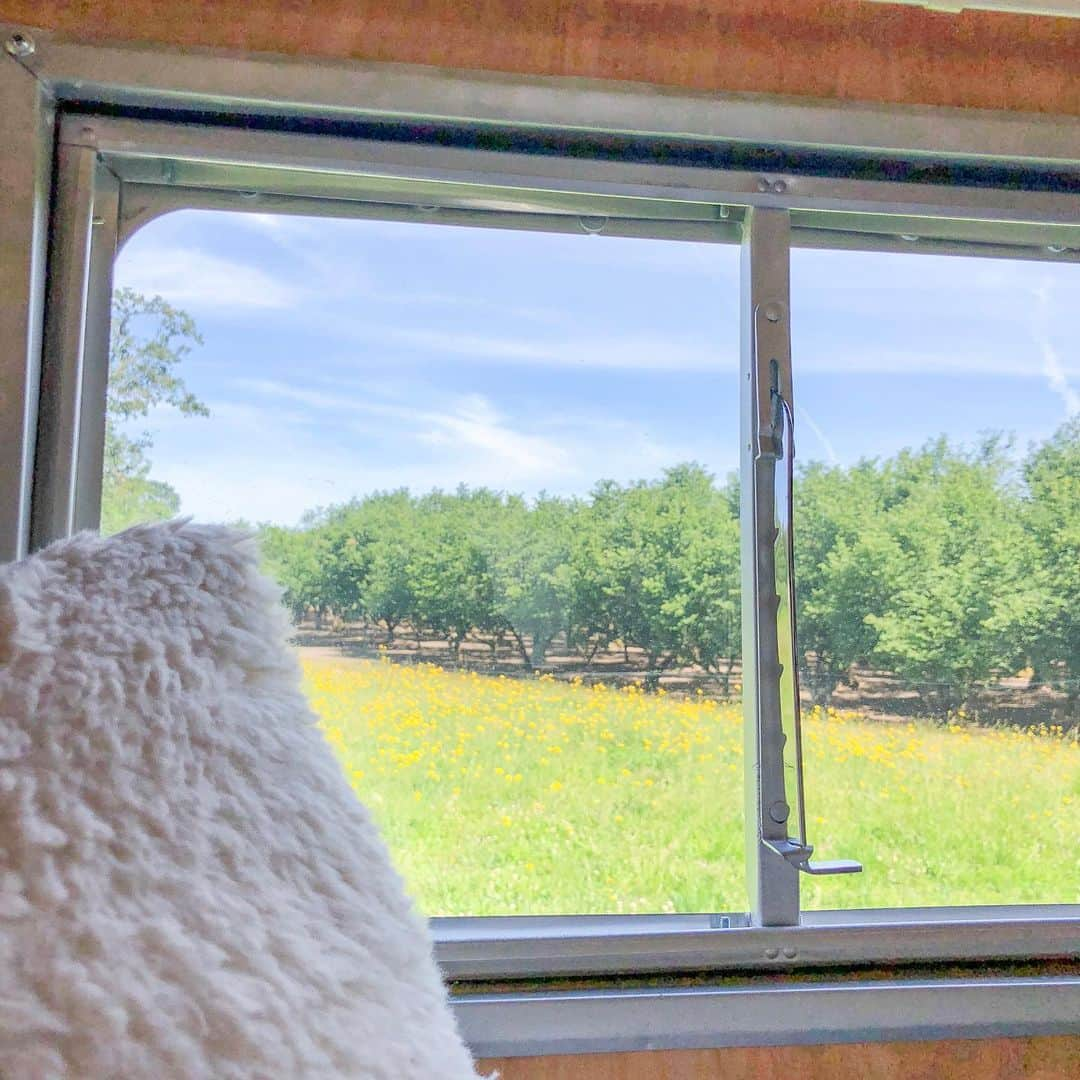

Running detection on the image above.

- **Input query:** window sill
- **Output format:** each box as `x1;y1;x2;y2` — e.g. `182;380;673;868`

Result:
436;906;1080;1056
433;905;1080;980
451;971;1080;1058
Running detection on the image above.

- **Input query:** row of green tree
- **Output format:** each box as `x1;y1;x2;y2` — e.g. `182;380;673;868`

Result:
100;290;1077;711
260;423;1079;710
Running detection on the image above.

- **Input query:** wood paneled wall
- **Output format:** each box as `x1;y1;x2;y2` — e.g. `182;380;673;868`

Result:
2;1;1076;1077
2;1;1079;115
480;1036;1080;1079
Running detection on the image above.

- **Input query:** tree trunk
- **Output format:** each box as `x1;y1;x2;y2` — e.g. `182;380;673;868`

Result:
530;635;549;669
643;652;670;692
924;682;963;718
510;630;532;670
722;656;737;699
805;657;839;710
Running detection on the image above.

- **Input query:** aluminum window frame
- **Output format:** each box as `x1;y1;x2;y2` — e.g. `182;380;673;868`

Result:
2;24;1077;1056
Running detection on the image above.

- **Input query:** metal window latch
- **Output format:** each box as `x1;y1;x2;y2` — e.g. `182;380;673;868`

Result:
758;298;862;881
763;838;862;876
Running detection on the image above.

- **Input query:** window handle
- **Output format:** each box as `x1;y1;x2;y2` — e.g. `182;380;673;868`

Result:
763;838;863;876
771;387;863;880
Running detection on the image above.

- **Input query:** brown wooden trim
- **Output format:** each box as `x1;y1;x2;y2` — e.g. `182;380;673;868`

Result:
479;1034;1080;1078
2;1;1078;116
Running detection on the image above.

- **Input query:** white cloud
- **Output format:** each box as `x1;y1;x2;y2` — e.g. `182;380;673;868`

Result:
157;430;707;525
116;247;300;311
1039;339;1080;416
413;393;574;476
156;448;568;526
1033;284;1080;417
148;376;712;524
796;404;839;466
153;459;359;525
228;379;353;413
794;339;1080;379
375;322;1080;380
228;378;577;479
792;249;1080;385
376;327;733;372
236;212;284;232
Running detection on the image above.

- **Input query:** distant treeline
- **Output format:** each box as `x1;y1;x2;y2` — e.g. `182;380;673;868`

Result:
260;419;1079;712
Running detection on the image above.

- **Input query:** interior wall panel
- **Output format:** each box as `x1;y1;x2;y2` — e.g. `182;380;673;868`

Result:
480;1035;1080;1079
1;0;1077;115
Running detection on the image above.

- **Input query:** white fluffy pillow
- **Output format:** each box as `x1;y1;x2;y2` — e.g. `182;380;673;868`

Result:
0;521;481;1079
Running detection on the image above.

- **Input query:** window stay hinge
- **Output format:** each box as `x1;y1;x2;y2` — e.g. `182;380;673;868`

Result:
756;295;863;881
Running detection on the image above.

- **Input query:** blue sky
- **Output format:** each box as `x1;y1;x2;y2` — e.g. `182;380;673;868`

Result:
114;209;1079;526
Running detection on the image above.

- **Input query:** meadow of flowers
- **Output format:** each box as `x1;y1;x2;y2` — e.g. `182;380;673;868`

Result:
304;657;1079;916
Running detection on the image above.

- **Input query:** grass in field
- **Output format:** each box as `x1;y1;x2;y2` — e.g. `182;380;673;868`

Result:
303;658;1079;916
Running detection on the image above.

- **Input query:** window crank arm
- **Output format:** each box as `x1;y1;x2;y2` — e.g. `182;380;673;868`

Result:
763;838;863;876
768;379;863;882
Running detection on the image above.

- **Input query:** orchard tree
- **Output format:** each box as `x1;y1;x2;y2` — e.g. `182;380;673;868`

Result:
677;489;741;695
354;491;418;642
1023;417;1080;711
101;288;207;533
410;488;501;657
793;459;897;705
318;501;375;625
260;521;336;626
490;494;578;669
865;439;1045;712
574;464;722;690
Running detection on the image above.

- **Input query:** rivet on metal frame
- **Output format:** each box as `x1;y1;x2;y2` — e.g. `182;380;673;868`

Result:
3;32;35;59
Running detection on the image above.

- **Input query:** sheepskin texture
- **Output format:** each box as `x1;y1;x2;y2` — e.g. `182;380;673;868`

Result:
0;521;481;1079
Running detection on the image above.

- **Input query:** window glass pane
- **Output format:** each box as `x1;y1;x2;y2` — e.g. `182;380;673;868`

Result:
109;209;744;916
790;246;1080;909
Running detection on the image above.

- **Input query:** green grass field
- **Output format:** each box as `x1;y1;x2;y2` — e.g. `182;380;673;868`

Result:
303;657;1079;916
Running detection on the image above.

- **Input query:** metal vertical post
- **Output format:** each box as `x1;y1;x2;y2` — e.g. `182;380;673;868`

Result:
73;161;119;533
30;140;99;549
740;207;800;926
0;47;53;562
